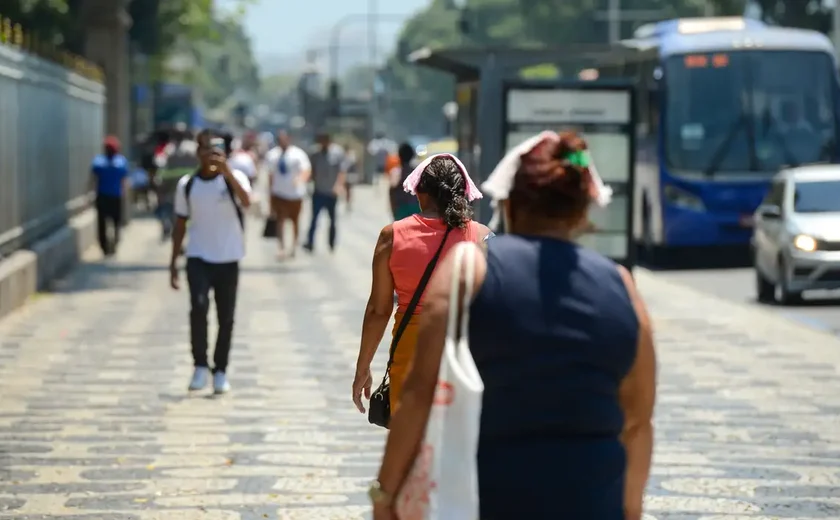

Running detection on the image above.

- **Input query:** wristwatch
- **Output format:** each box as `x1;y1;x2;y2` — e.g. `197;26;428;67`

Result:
368;480;393;505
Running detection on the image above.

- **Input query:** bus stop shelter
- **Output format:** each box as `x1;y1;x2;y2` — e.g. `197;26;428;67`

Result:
408;44;635;213
409;45;639;268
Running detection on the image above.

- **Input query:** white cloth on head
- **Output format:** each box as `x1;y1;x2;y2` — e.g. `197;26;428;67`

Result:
481;131;612;207
402;153;483;201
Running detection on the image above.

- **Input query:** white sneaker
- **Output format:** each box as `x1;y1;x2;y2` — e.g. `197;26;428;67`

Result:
188;367;209;391
213;371;231;394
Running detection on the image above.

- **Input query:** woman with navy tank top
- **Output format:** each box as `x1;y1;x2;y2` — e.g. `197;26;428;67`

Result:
370;131;657;519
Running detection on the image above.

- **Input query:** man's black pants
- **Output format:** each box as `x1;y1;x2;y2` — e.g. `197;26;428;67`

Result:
306;192;338;250
95;195;122;254
186;258;239;373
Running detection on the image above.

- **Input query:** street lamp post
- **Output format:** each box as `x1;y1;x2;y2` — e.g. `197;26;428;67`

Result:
329;13;406;83
442;101;458;137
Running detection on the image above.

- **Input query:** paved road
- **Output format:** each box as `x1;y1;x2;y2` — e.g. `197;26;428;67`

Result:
658;267;840;337
2;185;840;519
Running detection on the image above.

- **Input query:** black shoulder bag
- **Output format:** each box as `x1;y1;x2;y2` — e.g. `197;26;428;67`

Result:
368;227;453;429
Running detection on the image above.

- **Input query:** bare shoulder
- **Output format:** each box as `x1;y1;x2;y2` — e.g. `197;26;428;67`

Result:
616;264;651;326
616;264;634;288
471;221;494;242
376;224;394;249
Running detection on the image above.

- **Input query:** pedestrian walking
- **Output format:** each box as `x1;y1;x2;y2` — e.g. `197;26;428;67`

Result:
302;132;346;253
341;143;359;212
90;136;129;257
266;130;310;258
169;129;252;394
352;153;491;421
227;135;258;187
388;142;422;221
370;131;656;519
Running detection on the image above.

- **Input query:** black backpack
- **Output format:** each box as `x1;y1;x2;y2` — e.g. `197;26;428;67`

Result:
183;172;244;230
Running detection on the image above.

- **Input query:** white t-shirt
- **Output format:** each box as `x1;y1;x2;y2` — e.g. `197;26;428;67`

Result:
228;151;257;181
174;170;252;263
266;145;311;200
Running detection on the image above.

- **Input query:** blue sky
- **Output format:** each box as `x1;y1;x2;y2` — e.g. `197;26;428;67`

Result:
220;0;429;75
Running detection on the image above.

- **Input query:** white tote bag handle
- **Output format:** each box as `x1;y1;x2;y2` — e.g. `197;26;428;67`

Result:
446;243;475;342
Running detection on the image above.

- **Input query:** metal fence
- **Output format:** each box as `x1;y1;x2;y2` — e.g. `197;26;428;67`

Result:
0;36;105;258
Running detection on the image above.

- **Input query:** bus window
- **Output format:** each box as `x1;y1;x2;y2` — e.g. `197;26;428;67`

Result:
665;52;747;173
750;51;836;168
665;50;836;174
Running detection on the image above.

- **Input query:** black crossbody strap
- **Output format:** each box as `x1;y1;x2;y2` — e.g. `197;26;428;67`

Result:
185;170;244;230
223;178;245;230
382;226;453;380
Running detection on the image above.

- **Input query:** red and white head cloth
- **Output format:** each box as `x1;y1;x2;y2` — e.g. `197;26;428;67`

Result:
402;153;483;202
481;131;612;207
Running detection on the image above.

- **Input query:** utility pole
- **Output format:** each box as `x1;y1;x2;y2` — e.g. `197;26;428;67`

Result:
369;0;377;67
368;0;378;133
608;0;620;43
595;4;665;42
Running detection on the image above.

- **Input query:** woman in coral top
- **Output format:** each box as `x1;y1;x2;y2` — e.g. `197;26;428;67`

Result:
353;154;492;414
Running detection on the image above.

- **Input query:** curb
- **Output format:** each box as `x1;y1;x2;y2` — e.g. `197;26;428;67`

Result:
0;209;97;320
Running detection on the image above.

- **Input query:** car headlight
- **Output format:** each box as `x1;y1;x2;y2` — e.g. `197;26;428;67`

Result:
663;185;705;211
793;234;817;252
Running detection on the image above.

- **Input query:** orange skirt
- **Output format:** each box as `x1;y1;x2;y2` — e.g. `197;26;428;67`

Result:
388;311;420;412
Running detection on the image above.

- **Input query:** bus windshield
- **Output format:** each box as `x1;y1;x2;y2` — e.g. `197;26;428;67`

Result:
155;94;193;128
665;50;837;174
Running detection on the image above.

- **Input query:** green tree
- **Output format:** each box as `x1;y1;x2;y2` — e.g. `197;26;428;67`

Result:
745;0;831;32
1;0;84;52
707;0;746;16
257;74;298;101
516;0;743;45
186;17;261;108
384;0;534;136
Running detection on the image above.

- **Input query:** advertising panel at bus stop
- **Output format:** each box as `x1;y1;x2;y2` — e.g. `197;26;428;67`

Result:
501;81;636;268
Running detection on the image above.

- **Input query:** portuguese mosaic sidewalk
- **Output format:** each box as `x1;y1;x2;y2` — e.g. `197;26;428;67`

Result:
1;185;840;519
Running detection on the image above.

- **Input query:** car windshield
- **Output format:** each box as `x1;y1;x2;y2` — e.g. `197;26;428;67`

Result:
665;50;837;174
794;180;840;213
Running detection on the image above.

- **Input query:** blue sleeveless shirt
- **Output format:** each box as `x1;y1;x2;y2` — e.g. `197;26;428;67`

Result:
468;234;638;518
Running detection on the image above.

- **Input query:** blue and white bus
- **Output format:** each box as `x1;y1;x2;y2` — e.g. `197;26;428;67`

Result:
595;17;840;256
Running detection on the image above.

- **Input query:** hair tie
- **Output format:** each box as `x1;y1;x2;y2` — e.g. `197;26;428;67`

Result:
565;150;589;168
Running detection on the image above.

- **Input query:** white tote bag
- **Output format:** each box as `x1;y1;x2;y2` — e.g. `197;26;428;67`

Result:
395;243;484;520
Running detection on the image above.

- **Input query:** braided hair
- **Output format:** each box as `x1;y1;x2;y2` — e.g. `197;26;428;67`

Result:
415;156;472;228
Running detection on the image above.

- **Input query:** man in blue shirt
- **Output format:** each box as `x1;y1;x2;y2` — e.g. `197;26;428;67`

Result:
90;136;129;256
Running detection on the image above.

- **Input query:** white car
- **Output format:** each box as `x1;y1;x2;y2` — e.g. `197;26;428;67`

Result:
752;164;840;305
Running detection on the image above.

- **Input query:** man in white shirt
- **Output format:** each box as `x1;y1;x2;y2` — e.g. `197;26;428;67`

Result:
169;129;252;395
265;129;311;258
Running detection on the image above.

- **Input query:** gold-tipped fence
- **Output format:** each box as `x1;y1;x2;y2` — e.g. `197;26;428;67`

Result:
0;15;104;82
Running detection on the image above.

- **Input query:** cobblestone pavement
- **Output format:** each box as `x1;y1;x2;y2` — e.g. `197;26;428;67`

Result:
2;185;840;519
